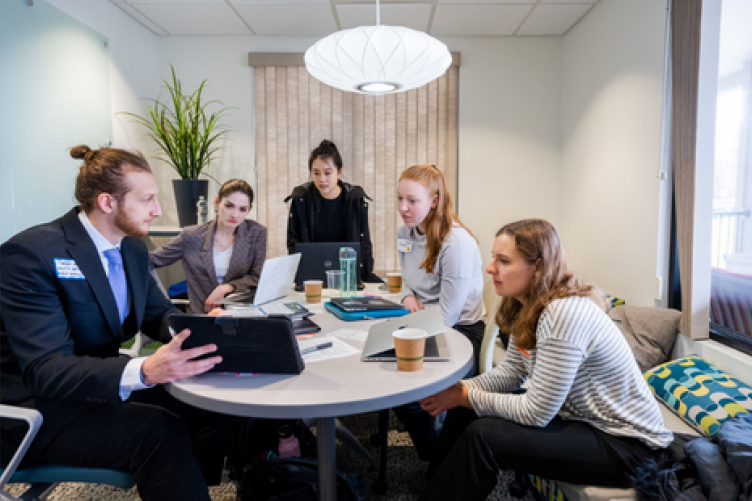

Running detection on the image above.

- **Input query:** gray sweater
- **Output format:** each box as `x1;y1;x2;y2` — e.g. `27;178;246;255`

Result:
397;225;484;327
464;296;673;449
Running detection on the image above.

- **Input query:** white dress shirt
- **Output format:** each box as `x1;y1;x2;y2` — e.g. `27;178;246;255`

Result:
78;211;153;400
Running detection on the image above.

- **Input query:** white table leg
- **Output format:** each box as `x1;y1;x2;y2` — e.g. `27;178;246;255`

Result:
316;416;337;501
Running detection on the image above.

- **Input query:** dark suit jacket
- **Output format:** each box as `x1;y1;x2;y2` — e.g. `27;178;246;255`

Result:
149;219;267;314
0;208;177;465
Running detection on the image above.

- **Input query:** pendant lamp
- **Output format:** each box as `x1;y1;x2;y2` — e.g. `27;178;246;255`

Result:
305;0;452;95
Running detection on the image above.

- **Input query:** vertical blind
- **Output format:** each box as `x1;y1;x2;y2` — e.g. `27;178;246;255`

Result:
253;64;459;273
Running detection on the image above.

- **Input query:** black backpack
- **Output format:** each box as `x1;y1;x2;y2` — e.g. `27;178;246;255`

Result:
227;418;318;481
237;456;369;501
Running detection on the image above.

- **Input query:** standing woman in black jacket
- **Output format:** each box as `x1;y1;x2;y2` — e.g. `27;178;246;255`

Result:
285;139;379;282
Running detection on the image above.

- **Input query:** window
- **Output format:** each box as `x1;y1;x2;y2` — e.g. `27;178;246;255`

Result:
709;0;752;350
669;0;752;355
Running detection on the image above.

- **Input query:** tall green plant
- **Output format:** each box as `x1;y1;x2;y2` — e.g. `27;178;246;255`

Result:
121;65;231;179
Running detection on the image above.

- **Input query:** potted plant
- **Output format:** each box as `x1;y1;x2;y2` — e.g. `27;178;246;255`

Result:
122;65;231;227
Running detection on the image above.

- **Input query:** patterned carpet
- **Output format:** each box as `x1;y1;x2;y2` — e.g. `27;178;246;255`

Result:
4;412;537;501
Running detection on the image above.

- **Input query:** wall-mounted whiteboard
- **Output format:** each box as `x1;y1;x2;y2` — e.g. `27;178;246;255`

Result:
0;0;112;243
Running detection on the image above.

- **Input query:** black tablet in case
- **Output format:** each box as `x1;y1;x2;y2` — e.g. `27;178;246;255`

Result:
169;314;305;374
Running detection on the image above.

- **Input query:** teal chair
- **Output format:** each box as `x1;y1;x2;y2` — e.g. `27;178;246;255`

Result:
0;404;134;500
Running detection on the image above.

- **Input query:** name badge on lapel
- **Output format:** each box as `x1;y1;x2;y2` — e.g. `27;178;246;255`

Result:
397;238;413;253
54;258;85;280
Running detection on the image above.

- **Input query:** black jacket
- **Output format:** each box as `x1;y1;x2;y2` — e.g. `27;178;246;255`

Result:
632;414;752;501
285;181;380;283
0;208;177;466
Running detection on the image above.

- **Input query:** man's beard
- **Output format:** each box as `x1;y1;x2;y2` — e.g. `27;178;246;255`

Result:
114;208;148;238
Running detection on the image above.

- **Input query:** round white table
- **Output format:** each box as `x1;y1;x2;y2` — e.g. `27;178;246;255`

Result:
167;288;473;501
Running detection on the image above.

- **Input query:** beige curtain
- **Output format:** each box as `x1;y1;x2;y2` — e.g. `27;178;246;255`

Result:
252;63;459;275
671;0;706;338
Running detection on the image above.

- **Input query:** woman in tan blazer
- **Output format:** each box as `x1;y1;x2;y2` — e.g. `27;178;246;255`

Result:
150;179;267;314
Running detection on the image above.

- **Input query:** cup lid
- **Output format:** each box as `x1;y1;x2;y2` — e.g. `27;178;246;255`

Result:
392;328;428;339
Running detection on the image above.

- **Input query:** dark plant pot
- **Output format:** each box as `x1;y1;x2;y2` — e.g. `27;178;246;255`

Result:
173;179;209;227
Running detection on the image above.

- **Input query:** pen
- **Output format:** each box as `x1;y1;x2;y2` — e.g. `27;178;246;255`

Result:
300;341;333;355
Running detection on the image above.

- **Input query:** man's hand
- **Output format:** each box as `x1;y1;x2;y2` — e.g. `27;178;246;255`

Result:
419;383;471;416
205;283;235;313
141;329;222;385
402;295;424;313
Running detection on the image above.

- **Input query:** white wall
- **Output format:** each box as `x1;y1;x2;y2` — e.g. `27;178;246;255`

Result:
0;0;112;243
559;0;668;306
47;0;163;212
447;37;562;266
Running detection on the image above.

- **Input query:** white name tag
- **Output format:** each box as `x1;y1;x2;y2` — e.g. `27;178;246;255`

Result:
54;258;85;280
397;238;413;253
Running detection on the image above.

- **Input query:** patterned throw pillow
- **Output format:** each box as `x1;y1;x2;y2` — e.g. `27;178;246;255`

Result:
644;355;752;435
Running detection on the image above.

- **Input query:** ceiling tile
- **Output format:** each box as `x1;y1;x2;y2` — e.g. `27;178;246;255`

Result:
337;4;432;31
539;0;596;3
516;4;592;35
126;0;226;4
234;5;337;35
115;3;169;34
437;0;534;4
431;4;531;35
132;4;251;35
231;0;329;4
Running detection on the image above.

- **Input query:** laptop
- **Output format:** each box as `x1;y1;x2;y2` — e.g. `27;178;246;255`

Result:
293;242;363;291
360;307;451;362
218;253;301;306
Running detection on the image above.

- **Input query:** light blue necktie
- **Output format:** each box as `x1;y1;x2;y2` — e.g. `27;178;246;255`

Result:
103;248;128;324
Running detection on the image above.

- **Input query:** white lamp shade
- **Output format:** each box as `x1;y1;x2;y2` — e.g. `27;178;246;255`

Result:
305;25;452;94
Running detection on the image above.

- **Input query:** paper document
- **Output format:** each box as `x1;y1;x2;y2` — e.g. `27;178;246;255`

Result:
327;328;368;342
297;337;360;363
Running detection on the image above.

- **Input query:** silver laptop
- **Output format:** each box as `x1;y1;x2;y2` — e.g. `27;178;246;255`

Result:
218;253;301;306
361;307;451;362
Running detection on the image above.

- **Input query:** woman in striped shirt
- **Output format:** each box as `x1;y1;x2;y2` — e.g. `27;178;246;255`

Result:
418;219;672;501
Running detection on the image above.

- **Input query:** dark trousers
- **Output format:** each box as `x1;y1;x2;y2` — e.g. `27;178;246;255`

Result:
24;385;236;501
393;320;485;461
420;407;659;501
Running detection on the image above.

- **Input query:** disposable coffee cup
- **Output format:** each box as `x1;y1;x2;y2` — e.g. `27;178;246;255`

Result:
304;280;323;304
392;328;428;372
386;272;402;294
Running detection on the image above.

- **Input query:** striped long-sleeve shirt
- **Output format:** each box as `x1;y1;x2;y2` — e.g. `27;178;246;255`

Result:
463;296;673;449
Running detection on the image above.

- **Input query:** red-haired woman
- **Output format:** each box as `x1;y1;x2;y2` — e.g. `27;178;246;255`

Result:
418;219;672;501
394;164;485;461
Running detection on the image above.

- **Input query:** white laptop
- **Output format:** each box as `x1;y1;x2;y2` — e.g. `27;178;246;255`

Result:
360;307;451;362
218;253;301;307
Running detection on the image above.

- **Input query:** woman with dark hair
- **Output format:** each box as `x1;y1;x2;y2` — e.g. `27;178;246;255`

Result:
150;179;267;314
285;139;378;282
417;219;672;501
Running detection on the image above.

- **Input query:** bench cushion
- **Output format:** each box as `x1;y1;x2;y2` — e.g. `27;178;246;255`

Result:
643;355;752;435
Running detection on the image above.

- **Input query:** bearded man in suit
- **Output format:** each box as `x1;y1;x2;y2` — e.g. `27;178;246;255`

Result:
0;145;234;501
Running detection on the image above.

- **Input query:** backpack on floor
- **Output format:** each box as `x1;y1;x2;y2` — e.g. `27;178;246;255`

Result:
237;456;369;501
227;418;317;481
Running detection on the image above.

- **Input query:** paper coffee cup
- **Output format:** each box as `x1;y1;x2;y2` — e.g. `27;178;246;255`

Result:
304;280;323;303
387;272;402;294
392;328;428;372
